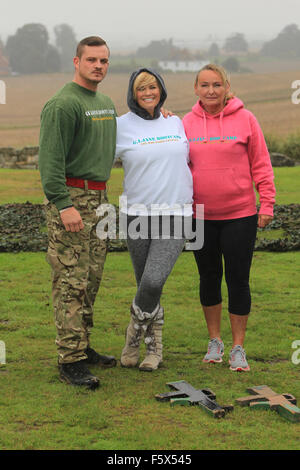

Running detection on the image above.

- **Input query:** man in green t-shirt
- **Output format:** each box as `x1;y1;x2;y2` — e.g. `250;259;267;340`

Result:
39;36;117;389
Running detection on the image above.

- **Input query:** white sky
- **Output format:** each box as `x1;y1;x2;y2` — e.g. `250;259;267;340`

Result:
1;0;300;51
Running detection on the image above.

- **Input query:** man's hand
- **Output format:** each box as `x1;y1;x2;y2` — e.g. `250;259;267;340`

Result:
258;214;273;228
60;207;84;232
160;107;174;118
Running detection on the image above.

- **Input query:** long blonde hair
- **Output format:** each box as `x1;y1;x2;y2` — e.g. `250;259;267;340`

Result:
195;63;234;104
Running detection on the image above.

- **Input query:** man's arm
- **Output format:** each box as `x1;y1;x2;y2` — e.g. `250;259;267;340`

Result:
39;103;84;231
39;103;75;211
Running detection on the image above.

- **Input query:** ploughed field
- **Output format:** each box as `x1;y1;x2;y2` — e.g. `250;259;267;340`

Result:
1;69;300;147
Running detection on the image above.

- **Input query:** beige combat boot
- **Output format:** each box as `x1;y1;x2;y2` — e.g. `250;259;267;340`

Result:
120;301;160;368
120;317;141;368
139;306;164;372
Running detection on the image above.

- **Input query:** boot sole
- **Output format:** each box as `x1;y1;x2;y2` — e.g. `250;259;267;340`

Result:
203;358;223;363
229;365;250;372
86;357;117;368
139;361;162;372
120;361;139;368
59;374;100;389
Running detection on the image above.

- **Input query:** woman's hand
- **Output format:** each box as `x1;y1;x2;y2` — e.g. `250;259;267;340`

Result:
258;214;273;228
160;107;174;118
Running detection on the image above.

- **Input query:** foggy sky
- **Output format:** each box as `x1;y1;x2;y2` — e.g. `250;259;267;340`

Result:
1;0;300;51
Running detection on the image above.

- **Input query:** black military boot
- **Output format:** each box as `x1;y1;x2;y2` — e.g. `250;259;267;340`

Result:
84;347;117;368
59;360;100;389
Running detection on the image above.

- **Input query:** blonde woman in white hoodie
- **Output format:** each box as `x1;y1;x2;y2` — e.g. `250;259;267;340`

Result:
115;68;193;371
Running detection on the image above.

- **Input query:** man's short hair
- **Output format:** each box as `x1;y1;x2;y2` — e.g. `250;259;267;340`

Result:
76;36;110;58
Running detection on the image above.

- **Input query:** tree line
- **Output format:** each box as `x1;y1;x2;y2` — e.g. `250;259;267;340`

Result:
1;23;77;74
136;24;300;63
1;23;300;75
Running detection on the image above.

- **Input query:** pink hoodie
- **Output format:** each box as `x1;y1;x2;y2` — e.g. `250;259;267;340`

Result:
182;97;275;220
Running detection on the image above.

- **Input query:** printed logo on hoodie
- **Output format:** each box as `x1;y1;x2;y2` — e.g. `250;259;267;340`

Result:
85;109;116;121
189;135;237;143
133;135;182;145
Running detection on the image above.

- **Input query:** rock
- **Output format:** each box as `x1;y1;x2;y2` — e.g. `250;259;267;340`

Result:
270;153;295;167
22;146;39;156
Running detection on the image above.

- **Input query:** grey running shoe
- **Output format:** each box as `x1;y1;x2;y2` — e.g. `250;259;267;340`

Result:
229;345;250;371
203;338;224;363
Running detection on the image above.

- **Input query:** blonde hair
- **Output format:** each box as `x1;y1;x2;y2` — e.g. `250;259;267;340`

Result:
133;72;161;100
195;63;234;103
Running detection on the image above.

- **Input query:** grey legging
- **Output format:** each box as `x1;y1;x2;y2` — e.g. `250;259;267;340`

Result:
125;215;186;312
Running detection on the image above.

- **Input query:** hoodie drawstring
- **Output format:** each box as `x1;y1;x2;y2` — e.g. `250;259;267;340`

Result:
219;112;224;142
203;111;224;143
203;112;208;143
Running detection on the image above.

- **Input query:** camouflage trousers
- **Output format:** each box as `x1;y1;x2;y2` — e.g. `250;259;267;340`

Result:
45;187;108;364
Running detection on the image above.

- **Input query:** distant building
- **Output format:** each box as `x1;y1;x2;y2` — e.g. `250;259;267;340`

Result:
158;60;208;72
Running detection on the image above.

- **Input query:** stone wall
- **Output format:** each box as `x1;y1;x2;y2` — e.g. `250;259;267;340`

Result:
0;147;123;169
0;146;297;170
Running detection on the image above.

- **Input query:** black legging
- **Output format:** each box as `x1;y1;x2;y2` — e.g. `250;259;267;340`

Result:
192;214;258;316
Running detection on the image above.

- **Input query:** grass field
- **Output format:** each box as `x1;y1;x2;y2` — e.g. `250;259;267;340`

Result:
0;167;299;451
0;166;299;206
2;68;300;147
0;249;299;451
0;65;299;450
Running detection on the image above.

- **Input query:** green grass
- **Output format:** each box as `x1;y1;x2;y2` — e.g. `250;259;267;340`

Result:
272;166;300;205
0;167;124;206
256;228;286;240
0;167;299;450
0;166;299;206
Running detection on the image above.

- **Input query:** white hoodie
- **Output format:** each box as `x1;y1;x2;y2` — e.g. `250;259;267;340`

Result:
115;112;193;216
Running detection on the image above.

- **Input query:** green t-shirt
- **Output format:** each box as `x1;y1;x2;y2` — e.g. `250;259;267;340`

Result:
39;82;117;210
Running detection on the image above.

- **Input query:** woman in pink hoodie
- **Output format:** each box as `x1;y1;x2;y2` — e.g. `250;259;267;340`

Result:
183;64;275;372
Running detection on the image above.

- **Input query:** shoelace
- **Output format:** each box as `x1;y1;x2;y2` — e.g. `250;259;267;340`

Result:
231;346;246;362
208;338;222;354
